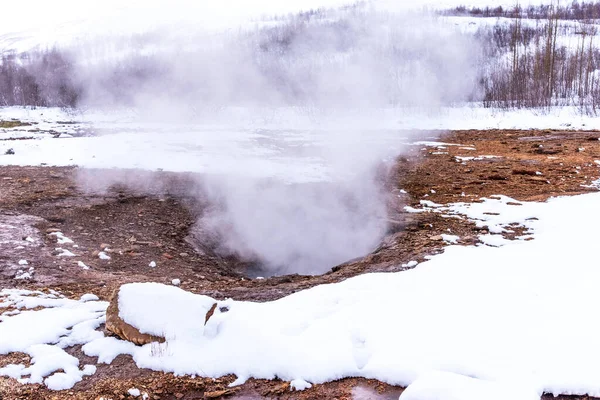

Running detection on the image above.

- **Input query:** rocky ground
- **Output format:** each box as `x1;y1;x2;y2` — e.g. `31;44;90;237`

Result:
1;129;599;399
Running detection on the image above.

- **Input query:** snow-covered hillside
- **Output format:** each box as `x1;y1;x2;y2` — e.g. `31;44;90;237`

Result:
0;0;559;53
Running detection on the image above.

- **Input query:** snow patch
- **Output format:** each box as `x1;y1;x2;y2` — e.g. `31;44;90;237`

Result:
49;232;74;244
441;234;459;244
77;261;90;270
0;289;108;390
290;378;312;391
56;248;75;257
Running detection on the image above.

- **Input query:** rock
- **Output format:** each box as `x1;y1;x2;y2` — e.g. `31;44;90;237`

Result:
205;303;217;325
204;389;237;398
105;288;166;346
429;235;443;241
512;169;536;176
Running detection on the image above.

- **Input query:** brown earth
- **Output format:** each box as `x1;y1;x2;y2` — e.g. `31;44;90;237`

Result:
1;129;599;399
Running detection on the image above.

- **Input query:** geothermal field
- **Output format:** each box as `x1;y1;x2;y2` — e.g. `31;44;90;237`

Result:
1;0;600;399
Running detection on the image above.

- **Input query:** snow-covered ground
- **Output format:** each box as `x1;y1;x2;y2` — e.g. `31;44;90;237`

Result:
1;105;597;182
2;189;600;397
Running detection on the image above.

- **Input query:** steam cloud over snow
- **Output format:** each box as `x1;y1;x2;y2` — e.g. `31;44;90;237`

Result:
61;7;478;275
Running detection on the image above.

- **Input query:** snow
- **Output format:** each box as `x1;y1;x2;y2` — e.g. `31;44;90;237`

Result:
117;283;215;340
80;294;99;302
1;106;599;182
77;190;600;398
454;155;501;162
0;0;560;53
0;0;358;53
14;270;32;280
0;289;107;388
98;251;111;260
50;232;74;244
77;261;90;270
128;388;141;397
440;234;459;244
171;279;181;286
406;195;538;242
17;259;28;265
399;371;539;400
149;261;157;268
2;187;600;395
56;248;76;257
290;378;313;391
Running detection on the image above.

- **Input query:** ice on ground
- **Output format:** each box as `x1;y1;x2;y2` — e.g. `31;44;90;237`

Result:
399;371;539;400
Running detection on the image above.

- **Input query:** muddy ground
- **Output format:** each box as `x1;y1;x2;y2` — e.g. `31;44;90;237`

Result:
1;129;600;399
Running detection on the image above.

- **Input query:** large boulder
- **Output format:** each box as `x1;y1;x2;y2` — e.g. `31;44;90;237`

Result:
105;282;218;346
105;288;166;345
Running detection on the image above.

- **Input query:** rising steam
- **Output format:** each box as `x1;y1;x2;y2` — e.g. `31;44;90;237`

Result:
71;4;479;275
